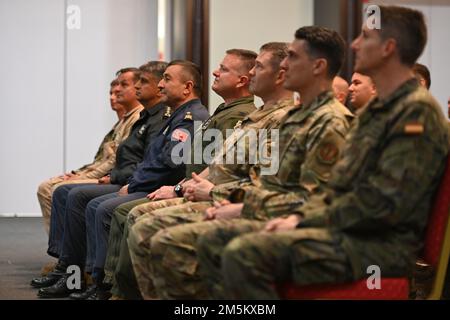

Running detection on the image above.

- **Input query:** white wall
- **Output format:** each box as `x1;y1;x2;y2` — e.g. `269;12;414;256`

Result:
208;0;314;111
367;0;450;118
0;0;65;216
0;0;158;216
65;0;158;170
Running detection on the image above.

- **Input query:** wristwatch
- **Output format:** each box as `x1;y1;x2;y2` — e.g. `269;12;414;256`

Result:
174;183;184;197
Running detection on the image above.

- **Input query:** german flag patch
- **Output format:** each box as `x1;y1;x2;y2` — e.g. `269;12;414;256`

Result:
404;123;424;135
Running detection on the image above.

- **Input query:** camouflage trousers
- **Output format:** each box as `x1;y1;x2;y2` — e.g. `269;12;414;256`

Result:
143;218;352;299
37;176;98;233
104;197;186;299
128;200;214;299
196;219;353;299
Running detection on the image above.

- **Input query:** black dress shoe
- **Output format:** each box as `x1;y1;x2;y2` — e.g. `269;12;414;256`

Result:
37;275;84;299
69;285;97;300
30;272;64;288
30;262;67;288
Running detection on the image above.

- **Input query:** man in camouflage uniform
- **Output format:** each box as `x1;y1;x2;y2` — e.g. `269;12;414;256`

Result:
102;49;258;299
128;36;354;299
197;8;450;300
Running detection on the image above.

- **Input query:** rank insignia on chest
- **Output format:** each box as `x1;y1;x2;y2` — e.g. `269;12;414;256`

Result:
164;107;172;119
202;118;212;130
138;125;147;135
184;112;193;121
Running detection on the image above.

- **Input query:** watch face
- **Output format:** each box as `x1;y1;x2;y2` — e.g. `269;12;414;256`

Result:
174;184;183;196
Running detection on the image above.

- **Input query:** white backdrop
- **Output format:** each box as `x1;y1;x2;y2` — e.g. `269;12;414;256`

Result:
0;0;158;216
208;0;314;110
368;0;450;118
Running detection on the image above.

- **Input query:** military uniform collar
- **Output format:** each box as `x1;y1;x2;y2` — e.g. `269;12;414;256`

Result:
124;104;144;118
368;78;419;110
247;98;294;122
170;98;202;118
298;90;334;113
214;96;254;116
144;102;166;117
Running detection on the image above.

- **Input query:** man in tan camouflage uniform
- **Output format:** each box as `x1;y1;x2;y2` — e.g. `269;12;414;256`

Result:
37;70;143;234
103;49;258;299
129;36;354;300
196;7;450;300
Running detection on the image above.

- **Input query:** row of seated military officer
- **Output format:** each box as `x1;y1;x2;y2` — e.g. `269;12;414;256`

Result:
31;4;450;299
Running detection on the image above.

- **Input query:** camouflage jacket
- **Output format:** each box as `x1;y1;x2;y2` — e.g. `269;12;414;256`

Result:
208;98;295;194
75;121;118;172
77;104;143;179
239;91;354;220
296;80;450;279
186;96;256;178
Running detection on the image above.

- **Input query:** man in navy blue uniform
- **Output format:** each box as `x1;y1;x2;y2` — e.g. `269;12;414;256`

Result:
33;61;209;299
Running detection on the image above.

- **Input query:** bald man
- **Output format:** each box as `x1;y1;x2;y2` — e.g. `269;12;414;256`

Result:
332;76;349;105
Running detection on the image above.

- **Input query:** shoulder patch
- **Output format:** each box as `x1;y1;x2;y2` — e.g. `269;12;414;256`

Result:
404;123;424;135
317;142;339;164
171;128;190;142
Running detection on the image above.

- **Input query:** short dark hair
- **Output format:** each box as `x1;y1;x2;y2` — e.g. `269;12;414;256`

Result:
226;49;258;73
168;60;203;97
295;26;345;79
115;67;141;83
377;5;427;66
260;42;289;71
110;79;119;87
139;61;168;82
413;63;431;89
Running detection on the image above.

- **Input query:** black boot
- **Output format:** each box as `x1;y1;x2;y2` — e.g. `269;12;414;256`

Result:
69;284;97;300
37;274;85;299
86;284;112;300
30;261;67;288
86;268;112;300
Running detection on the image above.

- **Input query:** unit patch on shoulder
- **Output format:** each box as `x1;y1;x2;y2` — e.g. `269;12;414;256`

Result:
317;142;339;164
